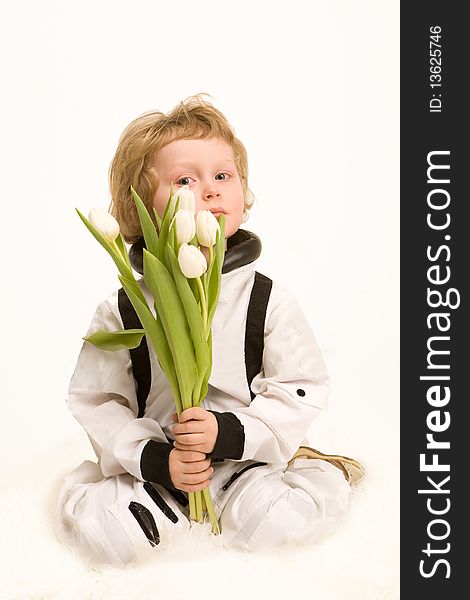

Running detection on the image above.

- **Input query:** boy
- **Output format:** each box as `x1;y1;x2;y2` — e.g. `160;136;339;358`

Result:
56;94;363;567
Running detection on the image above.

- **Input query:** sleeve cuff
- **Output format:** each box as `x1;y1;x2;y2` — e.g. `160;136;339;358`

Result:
140;440;175;489
208;411;245;460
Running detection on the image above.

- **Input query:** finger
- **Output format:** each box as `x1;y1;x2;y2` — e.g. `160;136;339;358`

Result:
181;467;214;484
179;407;207;423
173;433;206;446
176;450;207;462
173;422;205;435
171;413;178;423
177;481;211;493
174;441;209;453
182;459;211;473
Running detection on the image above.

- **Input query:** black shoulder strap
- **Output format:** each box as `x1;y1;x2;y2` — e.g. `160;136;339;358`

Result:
117;288;151;418
117;271;273;413
244;272;273;400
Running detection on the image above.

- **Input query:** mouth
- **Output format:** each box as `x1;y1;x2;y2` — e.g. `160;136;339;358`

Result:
209;208;227;218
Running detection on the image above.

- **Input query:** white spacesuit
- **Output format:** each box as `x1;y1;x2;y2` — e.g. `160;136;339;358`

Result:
55;230;354;567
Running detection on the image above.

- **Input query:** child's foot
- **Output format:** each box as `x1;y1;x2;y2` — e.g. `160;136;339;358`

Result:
288;446;365;486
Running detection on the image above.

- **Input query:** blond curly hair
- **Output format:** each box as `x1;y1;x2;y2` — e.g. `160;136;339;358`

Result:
108;93;254;244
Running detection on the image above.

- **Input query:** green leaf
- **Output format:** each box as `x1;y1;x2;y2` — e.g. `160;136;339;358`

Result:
130;186;159;257
118;275;182;414
188;275;199;300
205;243;215;285
76;208;133;280
83;328;145;351
166;244;210;403
119;273;149;308
115;234;132;271
76;209;148;309
142;250;197;409
156;187;177;265
166;223;177;269
206;216;225;329
197;330;213;404
153;207;162;232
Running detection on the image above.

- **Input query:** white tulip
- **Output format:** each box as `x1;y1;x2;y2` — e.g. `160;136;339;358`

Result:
174;209;196;245
178;243;207;278
196;210;220;247
174;185;195;213
89;208;120;243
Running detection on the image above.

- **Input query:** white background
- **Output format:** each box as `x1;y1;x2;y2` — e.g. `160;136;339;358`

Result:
1;1;399;598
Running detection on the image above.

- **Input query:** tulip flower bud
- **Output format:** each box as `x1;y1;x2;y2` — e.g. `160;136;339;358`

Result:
178;243;207;278
89;209;120;243
196;210;220;247
174;209;196;245
174;186;195;213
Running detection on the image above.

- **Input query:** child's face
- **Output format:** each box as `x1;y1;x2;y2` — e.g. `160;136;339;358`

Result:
152;137;245;239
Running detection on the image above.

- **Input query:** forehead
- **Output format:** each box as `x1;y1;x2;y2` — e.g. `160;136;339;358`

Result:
153;137;235;170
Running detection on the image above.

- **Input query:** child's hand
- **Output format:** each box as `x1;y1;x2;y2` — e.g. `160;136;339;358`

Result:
171;407;219;454
168;448;213;493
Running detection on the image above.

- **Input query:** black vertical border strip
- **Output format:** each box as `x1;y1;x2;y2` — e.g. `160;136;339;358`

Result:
401;2;466;596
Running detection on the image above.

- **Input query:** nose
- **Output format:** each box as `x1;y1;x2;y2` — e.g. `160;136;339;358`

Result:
201;179;221;202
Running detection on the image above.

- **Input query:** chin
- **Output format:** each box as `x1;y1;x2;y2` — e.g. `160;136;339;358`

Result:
224;214;245;238
224;223;240;239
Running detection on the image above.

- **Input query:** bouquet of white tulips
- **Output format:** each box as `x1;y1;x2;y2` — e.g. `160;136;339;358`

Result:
76;185;225;534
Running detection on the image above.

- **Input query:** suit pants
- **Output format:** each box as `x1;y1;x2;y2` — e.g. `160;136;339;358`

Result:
55;456;351;567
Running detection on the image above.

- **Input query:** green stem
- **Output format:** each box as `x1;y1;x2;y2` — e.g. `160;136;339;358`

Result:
195;491;203;522
202;488;220;534
208;245;214;266
189;492;196;521
110;240;134;279
196;276;207;327
110;239;121;256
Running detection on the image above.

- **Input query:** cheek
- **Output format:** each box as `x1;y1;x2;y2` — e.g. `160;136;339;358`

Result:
226;197;245;236
153;187;169;217
229;181;245;213
233;194;245;218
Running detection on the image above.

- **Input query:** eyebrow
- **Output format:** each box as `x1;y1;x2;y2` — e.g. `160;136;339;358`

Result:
167;159;235;172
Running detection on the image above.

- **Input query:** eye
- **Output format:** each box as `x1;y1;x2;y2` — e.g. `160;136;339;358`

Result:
215;172;228;180
176;176;192;186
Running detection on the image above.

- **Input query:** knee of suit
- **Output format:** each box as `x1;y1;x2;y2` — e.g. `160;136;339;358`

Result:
59;474;196;567
222;471;350;551
58;493;142;568
58;481;156;567
283;458;352;518
76;513;140;568
225;482;351;552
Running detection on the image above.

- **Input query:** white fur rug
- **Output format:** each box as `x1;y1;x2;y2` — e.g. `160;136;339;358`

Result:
1;425;399;600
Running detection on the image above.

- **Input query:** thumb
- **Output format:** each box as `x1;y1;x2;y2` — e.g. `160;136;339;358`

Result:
171;413;178;423
179;407;205;423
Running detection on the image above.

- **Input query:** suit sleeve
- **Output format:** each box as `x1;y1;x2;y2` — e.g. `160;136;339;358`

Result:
211;288;330;464
67;292;173;485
